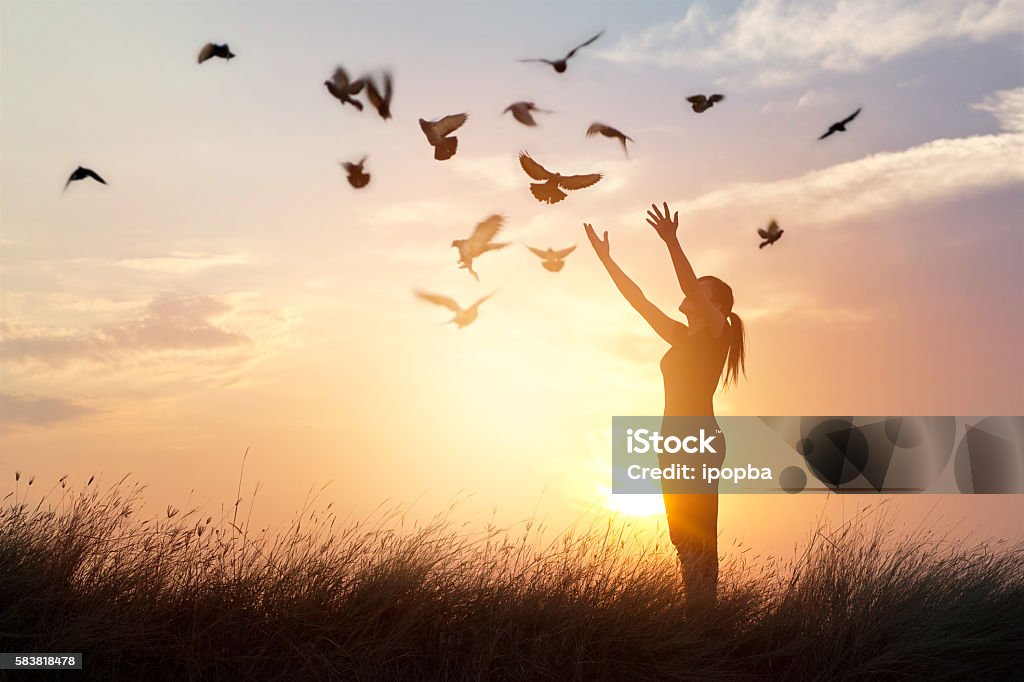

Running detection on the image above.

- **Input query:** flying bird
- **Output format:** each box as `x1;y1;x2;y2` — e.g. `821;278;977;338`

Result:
518;152;602;205
324;67;366;110
686;94;724;113
420;113;468;161
586;122;633;157
451;214;509;281
415;291;494;329
758;220;784;249
818;108;861;139
198;43;235;63
341;157;370;188
526;244;576;272
365;72;393;120
503;101;551;127
518;30;604;73
64;166;107;191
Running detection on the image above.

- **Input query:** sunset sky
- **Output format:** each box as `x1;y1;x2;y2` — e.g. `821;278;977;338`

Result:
2;0;1022;556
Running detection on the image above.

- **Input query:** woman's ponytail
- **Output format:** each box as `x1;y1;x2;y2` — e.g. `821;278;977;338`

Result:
723;311;746;388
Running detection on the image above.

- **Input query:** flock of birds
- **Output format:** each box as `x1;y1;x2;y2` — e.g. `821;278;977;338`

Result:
60;32;863;329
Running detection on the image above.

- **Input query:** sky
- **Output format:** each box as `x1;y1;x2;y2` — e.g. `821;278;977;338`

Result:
2;0;1023;558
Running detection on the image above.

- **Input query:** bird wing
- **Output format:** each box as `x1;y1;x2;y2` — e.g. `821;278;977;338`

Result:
841;107;861;125
686;95;708;105
365;73;392;112
512;107;536;126
330;67;352;89
757;229;770;239
565;30;604;59
526;245;550;259
341;158;365;172
346;77;366;95
419;118;435;141
709;94;725;103
551;245;576;259
198;43;216;63
83;168;106;184
585;123;608;137
558;173;602;190
517;58;554;65
479;242;509;255
518;152;553;180
468;293;494;312
433;113;468;137
467;215;505;250
818;128;835;140
416;291;461;312
767;220;780;235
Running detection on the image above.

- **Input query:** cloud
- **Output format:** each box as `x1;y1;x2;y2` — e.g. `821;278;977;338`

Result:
1;293;249;367
603;0;1023;86
448;155;523;192
972;86;1024;133
741;291;879;323
669;131;1023;228
0;393;96;430
117;251;255;274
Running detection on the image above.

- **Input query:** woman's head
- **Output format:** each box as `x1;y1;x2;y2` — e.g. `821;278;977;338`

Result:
680;275;746;388
678;276;734;319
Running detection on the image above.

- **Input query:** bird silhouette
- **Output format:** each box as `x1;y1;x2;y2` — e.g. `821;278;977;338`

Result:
518;30;604;73
198;43;235;63
526;244;576;272
586;123;633;157
365;72;393;120
819;108;861;139
341;157;370;188
324;67;366;110
758;220;784;249
420;113;468;161
504;101;552;127
518;152;602;204
451;214;508;281
686;94;724;113
64;166;107;191
415;291;494;328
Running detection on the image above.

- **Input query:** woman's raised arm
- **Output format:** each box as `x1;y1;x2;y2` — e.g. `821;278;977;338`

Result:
646;203;725;337
584;222;684;344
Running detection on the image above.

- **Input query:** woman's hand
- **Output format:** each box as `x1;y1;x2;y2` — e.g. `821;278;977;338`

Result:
646;202;679;242
584;223;611;261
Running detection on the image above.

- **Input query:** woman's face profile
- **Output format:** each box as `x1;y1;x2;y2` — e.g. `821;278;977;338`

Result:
678;280;718;319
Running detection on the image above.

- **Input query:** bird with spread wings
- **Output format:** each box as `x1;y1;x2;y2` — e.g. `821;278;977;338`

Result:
518;30;604;73
420;113;469;161
451;214;509;281
586;123;634;157
324;67;366;110
365;72;393;120
415;291;494;328
64;166;107;191
518;152;602;204
504;101;552;127
686;93;724;113
758;220;784;249
819;108;861;139
526;244;576;272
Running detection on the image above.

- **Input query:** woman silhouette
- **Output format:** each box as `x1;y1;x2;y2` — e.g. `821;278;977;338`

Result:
585;203;746;608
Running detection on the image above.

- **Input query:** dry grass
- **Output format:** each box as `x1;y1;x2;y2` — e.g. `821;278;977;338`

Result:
2;474;1022;680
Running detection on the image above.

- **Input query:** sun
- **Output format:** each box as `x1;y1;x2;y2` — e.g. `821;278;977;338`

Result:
599;485;665;518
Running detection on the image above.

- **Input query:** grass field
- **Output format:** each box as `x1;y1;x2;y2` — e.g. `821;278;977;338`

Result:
2;475;1022;680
